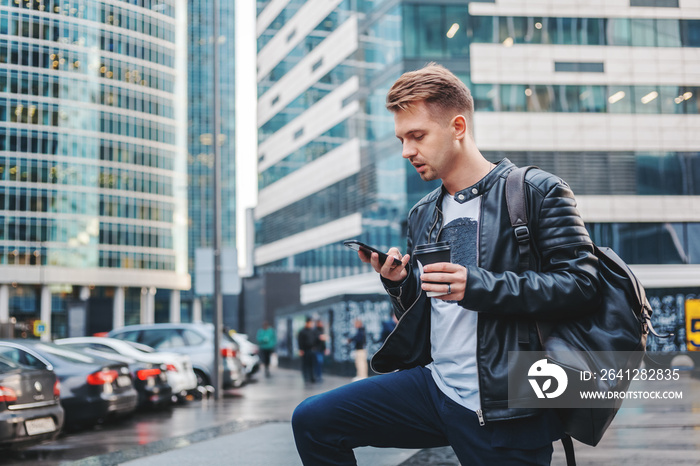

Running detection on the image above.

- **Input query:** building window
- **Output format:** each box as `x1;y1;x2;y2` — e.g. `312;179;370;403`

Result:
554;62;605;73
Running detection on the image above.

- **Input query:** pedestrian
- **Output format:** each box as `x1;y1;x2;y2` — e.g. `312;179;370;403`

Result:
312;319;327;382
297;317;317;384
292;63;600;465
347;319;367;381
256;321;276;377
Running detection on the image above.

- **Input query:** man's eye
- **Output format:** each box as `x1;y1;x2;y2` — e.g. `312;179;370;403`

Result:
415;135;424;141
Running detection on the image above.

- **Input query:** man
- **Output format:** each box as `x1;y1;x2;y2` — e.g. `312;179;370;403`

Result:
292;63;600;465
313;319;328;382
347;319;367;381
297;317;318;383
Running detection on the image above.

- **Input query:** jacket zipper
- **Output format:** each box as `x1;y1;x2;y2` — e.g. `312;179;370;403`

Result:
434;193;485;426
475;196;485;426
476;409;485;426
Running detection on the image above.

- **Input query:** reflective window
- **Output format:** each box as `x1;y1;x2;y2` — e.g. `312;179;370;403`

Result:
183;329;205;346
416;5;444;56
486;151;700;196
607;86;633;113
472;84;699;115
140;329;186;349
529;85;555;112
637;153;687;195
260;120;351;189
682;20;700;47
631;19;657;46
634;86;661;114
469;15;699;48
656;19;682;47
587;223;699;264
579;85;606;113
500;85;527;112
473;84;499;112
471;14;497;43
256;173;371;245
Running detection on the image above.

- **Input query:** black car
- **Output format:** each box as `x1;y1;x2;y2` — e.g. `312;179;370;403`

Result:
0;355;64;449
54;342;172;408
0;340;138;428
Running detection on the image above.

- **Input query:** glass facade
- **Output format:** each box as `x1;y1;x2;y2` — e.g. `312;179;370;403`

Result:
183;1;236;317
256;0;700;297
0;0;187;337
588;223;700;265
486;151;700;196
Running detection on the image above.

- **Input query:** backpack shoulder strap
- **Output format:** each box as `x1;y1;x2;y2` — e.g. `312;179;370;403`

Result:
506;166;578;466
505;166;538;273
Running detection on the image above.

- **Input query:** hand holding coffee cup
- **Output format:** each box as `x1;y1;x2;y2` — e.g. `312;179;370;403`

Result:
414;242;452;298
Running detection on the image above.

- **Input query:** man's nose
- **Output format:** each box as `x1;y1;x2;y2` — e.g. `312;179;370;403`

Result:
402;142;416;159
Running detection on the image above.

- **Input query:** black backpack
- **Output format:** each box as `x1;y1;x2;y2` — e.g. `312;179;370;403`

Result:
505;166;666;463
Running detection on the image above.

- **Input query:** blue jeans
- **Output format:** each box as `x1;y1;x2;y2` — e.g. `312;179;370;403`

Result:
292;366;559;466
314;352;324;380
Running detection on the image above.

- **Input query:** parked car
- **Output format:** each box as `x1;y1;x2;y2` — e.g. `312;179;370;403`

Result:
107;323;246;389
0;340;138;428
54;337;197;401
53;340;172;408
0;354;64;449
229;332;260;377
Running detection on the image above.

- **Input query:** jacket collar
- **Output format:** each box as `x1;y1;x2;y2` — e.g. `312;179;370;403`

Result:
440;158;513;204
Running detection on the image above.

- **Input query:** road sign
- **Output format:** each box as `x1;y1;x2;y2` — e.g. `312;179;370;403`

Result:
686;299;700;351
33;320;47;337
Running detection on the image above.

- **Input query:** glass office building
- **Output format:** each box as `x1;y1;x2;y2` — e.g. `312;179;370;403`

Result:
0;0;188;339
182;1;236;321
256;1;700;349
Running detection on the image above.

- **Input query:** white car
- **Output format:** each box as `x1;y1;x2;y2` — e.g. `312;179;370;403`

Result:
54;337;198;400
229;333;260;376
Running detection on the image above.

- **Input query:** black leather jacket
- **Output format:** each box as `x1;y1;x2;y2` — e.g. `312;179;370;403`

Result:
371;159;601;423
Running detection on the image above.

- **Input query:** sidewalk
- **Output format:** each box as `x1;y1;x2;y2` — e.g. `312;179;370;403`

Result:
70;368;700;466
121;422;416;466
69;367;423;466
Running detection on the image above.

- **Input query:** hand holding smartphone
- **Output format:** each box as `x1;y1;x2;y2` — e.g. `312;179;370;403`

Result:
343;240;402;266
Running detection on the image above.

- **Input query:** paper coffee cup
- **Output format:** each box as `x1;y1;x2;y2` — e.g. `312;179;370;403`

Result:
414;242;451;297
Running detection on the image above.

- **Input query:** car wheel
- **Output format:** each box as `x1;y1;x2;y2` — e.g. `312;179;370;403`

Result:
194;369;209;387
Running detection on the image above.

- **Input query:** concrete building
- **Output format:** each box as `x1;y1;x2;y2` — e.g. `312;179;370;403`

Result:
256;0;700;353
0;0;189;339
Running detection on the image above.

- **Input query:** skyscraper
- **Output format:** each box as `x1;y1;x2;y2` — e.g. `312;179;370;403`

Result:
0;0;188;338
183;0;236;322
256;1;699;346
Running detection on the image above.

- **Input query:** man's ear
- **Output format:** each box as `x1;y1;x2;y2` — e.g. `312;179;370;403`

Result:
452;114;467;140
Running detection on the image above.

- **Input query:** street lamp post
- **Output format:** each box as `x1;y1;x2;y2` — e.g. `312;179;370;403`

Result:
211;0;223;400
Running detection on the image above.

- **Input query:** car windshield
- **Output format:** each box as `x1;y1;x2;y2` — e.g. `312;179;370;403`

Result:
0;356;20;372
33;343;101;364
125;341;155;353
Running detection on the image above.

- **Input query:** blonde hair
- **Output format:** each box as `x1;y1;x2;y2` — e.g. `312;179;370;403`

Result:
386;63;474;132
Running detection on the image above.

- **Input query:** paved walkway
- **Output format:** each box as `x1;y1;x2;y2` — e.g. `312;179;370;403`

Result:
122;422;416;466
71;368;700;466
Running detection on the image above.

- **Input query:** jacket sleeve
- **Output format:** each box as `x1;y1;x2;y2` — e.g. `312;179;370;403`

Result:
459;182;601;321
381;212;421;317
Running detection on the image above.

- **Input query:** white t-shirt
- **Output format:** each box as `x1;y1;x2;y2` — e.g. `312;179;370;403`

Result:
427;192;481;412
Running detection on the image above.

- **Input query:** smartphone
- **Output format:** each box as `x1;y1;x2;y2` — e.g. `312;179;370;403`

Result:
343;240;402;266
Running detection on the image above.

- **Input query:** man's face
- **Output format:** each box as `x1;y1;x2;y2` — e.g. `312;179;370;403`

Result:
394;101;459;182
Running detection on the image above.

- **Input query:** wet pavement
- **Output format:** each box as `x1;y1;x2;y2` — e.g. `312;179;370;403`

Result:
6;367;356;465
5;367;700;465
